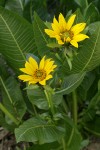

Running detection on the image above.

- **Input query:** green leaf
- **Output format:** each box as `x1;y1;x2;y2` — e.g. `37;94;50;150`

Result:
55;73;85;95
27;86;48;110
26;142;60;150
0;6;36;73
33;12;51;56
0;0;5;6
5;0;24;16
74;8;85;23
89;21;100;34
82;84;100;122
31;0;48;21
27;85;62;110
74;0;88;8
64;116;82;150
15;117;65;144
84;3;99;23
84;116;100;136
78;72;95;100
47;43;61;48
0;54;9;79
0;111;17;131
63;22;100;74
0;76;26;120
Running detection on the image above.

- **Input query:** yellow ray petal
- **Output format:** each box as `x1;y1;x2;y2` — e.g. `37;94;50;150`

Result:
44;61;54;71
44;29;56;37
18;75;33;81
39;56;46;70
25;61;35;74
51;65;57;71
66;37;71;42
39;79;46;85
29;80;37;85
70;40;78;48
73;34;89;42
52;23;60;34
19;68;33;75
46;65;57;75
57;39;64;45
67;14;76;30
46;74;53;80
55;35;64;45
53;17;59;29
59;13;67;32
44;58;51;67
29;57;38;70
71;23;86;35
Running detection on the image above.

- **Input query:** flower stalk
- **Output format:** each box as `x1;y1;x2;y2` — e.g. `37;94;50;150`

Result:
44;86;55;116
72;90;77;125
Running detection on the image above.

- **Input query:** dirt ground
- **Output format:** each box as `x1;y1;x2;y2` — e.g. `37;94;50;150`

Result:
0;127;100;150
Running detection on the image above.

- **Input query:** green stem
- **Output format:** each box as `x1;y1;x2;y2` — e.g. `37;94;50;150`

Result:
32;104;38;116
62;98;68;114
72;90;77;125
0;103;19;125
44;89;55;115
62;138;66;150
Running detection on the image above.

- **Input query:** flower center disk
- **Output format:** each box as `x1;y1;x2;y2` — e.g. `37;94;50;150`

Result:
34;69;46;80
60;30;74;42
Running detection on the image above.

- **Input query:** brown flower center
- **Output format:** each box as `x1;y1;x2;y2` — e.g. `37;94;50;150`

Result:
33;69;46;80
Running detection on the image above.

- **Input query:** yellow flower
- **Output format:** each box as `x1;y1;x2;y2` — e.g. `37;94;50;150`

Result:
45;13;89;48
18;56;57;85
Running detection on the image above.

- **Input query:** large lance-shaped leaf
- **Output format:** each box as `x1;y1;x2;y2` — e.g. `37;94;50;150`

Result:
0;76;26;120
0;6;36;72
63;22;100;74
55;73;85;95
5;0;24;16
33;12;51;56
15;117;65;144
0;111;16;131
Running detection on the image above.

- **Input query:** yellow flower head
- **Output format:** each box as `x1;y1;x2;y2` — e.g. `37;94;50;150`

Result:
18;56;57;85
45;13;89;48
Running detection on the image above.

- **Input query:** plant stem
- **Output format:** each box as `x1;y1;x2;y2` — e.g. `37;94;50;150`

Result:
62;98;68;114
0;102;19;125
44;89;55;115
62;138;66;150
32;104;38;116
72;90;77;125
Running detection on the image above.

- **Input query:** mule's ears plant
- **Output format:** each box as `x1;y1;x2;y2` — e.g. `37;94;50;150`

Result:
0;1;100;150
45;13;89;48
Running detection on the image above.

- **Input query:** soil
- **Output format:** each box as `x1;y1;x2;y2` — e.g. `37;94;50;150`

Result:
0;127;100;150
